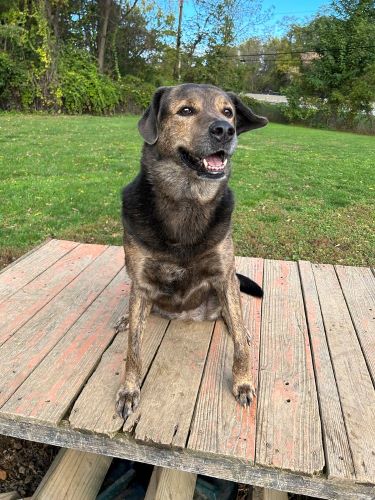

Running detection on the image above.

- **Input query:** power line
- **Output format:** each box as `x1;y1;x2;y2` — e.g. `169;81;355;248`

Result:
221;44;375;58
271;10;320;15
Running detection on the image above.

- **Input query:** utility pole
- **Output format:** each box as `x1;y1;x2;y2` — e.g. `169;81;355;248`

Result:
174;0;184;81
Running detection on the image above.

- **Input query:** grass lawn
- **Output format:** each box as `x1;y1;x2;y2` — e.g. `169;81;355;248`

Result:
1;113;374;269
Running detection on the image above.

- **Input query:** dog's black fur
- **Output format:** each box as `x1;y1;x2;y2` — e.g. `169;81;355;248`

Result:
122;173;234;260
122;180;262;296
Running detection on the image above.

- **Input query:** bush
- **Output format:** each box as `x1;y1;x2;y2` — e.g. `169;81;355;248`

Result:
118;75;155;113
282;87;375;134
58;49;121;114
0;52;26;109
240;95;289;124
240;92;375;135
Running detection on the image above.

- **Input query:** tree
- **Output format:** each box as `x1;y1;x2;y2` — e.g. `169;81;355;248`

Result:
97;0;112;73
287;0;375;113
179;0;271;83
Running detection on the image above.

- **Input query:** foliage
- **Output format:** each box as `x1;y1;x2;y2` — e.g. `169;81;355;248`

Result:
287;0;375;114
0;52;26;108
241;93;375;134
58;49;121;114
240;95;289;124
0;0;374;133
118;75;155;112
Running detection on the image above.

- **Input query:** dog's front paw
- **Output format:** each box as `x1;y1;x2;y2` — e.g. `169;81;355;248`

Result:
233;380;256;406
115;383;140;418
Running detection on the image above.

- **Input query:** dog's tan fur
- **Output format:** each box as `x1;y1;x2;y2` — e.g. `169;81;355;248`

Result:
116;84;267;418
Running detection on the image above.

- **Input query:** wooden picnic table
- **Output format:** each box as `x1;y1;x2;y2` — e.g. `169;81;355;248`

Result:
0;239;374;499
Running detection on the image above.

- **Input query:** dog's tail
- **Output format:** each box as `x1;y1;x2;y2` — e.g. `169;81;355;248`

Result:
236;273;263;298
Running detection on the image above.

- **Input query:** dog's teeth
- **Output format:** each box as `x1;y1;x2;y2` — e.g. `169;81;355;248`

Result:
223;158;227;167
203;159;208;167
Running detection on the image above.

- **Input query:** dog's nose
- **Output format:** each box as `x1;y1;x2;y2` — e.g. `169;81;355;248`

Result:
209;120;235;143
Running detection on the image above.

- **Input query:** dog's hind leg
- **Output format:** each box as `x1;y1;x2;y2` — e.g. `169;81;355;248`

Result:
116;285;152;418
217;272;256;406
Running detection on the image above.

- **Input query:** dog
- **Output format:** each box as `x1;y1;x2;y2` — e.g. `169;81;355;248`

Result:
116;83;268;418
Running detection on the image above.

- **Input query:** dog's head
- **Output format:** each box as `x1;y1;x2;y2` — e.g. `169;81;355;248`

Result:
138;83;268;182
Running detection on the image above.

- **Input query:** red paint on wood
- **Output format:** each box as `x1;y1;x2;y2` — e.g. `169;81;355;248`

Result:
188;257;263;463
0;247;124;408
255;259;323;475
2;276;130;423
0;243;106;347
0;240;78;304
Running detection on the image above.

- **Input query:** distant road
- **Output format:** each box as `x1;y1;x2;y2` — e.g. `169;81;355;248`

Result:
244;93;288;104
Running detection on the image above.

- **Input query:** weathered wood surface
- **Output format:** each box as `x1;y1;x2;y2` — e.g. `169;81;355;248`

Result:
336;265;375;385
0;246;123;408
70;314;169;435
0;243;106;347
32;448;112;499
0;240;375;499
0;492;20;500
313;263;375;484
1;417;374;500
255;259;324;475
0;239;78;304
252;487;288;500
145;467;197;500
188;257;263;462
299;260;355;481
123;319;214;447
1;270;129;424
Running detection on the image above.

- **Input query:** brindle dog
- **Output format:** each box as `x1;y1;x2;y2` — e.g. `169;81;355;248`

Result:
116;83;268;418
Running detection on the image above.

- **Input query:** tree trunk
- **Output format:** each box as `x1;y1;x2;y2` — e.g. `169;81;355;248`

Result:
173;0;184;81
98;0;111;73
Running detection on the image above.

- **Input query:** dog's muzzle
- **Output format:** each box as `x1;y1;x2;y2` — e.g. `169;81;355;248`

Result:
179;148;228;179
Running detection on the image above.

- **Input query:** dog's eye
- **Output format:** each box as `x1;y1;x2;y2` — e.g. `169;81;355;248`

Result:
177;107;195;116
223;108;233;118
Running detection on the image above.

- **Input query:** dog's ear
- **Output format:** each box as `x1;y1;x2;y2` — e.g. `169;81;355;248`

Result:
227;92;268;135
138;87;169;145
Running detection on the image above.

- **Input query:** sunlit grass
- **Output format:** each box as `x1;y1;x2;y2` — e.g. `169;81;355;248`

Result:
1;114;374;268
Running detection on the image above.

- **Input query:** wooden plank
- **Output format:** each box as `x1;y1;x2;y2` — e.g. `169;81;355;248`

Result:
0;239;78;304
69;314;169;435
1;417;374;500
188;257;263;463
0;493;20;500
145;466;197;500
313;263;375;483
0;243;106;347
253;487;288;500
0;246;123;409
255;259;324;475
336;265;375;385
123;320;214;447
32;448;112;500
1;271;130;425
299;260;355;480
0;239;50;276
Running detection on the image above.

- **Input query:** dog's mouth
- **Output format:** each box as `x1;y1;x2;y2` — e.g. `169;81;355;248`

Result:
179;148;228;179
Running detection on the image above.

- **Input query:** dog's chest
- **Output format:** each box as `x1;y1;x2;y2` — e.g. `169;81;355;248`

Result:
142;254;223;300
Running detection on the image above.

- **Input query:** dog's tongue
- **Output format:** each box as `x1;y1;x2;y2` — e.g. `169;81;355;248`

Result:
204;154;223;167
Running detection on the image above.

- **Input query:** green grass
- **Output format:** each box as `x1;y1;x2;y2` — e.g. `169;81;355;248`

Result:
1;114;374;269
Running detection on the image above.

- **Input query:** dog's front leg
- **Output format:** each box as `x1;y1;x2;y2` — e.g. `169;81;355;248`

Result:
218;272;256;406
116;285;152;418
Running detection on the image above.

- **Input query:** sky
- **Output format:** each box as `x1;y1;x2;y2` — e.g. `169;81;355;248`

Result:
262;0;330;35
262;0;329;21
165;0;332;38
